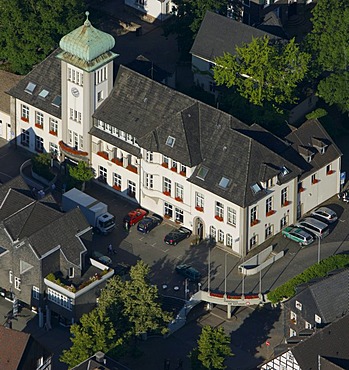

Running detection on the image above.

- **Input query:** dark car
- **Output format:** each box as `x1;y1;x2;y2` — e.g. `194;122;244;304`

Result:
164;226;192;245
137;214;163;233
176;264;201;282
123;208;148;228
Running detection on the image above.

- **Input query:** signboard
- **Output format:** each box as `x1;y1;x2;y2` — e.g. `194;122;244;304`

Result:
340;172;346;185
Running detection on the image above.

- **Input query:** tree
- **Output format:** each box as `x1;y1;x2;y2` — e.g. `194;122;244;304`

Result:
304;0;349;112
163;0;227;57
120;261;172;338
213;36;310;108
0;0;85;74
191;326;233;370
68;161;94;190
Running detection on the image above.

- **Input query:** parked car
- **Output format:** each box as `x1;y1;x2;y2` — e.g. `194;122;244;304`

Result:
91;251;112;266
295;217;330;239
282;226;314;246
310;206;338;224
164;226;192;245
137;214;163;233
176;264;201;282
123;208;148;227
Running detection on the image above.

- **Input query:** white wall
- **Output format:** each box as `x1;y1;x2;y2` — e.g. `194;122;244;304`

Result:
0;111;11;141
124;0;173;21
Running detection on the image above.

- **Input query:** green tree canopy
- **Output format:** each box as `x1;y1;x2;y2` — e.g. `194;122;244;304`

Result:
68;161;95;184
213;36;310;108
192;326;233;370
0;0;85;74
304;0;349;112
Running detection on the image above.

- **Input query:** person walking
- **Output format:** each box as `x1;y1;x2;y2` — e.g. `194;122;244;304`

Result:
107;244;113;255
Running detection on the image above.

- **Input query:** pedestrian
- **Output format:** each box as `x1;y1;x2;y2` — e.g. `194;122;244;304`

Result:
107;244;113;255
124;220;129;232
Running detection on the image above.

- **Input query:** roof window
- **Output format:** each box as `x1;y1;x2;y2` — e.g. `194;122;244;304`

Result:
24;82;36;94
38;89;49;99
51;95;61;107
219;177;230;189
196;166;209;180
280;166;290;177
166;136;175;148
251;183;262;195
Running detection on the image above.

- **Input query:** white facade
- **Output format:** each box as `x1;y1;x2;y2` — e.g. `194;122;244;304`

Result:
124;0;173;21
261;350;300;370
0;110;12;141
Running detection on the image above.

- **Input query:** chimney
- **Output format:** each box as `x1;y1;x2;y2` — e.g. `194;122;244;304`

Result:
95;351;105;363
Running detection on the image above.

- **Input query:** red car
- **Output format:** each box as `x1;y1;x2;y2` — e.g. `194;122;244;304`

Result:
123;208;148;227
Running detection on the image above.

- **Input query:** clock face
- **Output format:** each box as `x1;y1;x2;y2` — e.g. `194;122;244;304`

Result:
71;87;80;97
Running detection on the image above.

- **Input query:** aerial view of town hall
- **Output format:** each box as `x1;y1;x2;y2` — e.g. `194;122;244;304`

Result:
0;0;348;369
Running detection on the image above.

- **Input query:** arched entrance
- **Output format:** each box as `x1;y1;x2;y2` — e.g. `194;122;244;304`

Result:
194;217;205;241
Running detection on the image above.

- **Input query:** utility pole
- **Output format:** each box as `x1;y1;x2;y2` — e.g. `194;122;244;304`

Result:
317;236;321;264
224;253;227;297
208;241;211;293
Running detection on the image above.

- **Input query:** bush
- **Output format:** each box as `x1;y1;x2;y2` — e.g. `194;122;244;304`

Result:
267;254;349;303
306;108;328;120
32;153;55;181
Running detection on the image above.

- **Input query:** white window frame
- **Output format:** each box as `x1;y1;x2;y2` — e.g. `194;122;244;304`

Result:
227;207;236;226
9;270;13;284
295;300;302;311
49;118;58;134
163;155;169;165
265;225;273;239
215;201;224;219
145;173;154;189
164;202;173;218
22;104;29;119
113;173;121;188
163;177;171;194
280;215;288;229
35;111;44;127
315;314;322;324
180;164;186;175
250;206;257;223
226;234;233;247
250;235;258;248
128;180;136;197
175;183;183;200
21;129;30;146
145;151;153;162
33;286;40;300
14;277;21;291
266;196;273;213
99;166;107;182
175;208;184;223
209;226;216;240
218;229;224;243
35;135;44;152
281;187;288;206
195;192;204;209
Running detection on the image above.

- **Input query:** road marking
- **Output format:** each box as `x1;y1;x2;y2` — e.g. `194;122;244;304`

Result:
339;219;346;223
151;242;157;246
139;236;144;241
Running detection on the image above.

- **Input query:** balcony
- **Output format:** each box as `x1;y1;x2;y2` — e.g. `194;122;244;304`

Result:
126;164;138;174
59;141;88;158
111;157;123;166
97;151;109;160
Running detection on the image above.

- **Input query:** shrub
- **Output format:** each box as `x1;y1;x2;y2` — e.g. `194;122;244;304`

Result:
46;273;56;282
32;153;55;181
306;108;328;120
267;255;349;303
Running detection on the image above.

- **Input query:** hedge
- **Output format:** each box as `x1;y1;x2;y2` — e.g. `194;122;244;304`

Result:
267;254;349;303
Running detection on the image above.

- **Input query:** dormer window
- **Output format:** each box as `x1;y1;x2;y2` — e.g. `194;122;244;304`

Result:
38;89;49;99
312;137;328;154
307;154;313;163
197;166;209;180
166;136;175;148
219;177;230;189
280;166;290;177
251;183;262;195
51;95;61;107
25;82;36;94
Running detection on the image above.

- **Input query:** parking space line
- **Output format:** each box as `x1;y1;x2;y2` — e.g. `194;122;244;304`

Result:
139;236;144;241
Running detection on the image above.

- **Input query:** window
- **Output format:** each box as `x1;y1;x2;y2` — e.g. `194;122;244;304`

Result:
49;118;58;135
175;208;184;223
113;173;121;188
326;164;333;174
14;277;21;291
227;207;236;226
166;135;175;147
250;206;257;223
145;173;153;189
266;197;273;214
21;104;29;120
266;178;274;188
251;183;262;194
163;177;171;195
305;321;312;329
68;130;73;144
290;311;297;323
180;164;186;175
250;235;258;248
73;132;78;149
33;286;40;300
215;202;224;220
35;111;44;127
128;180;136;198
219;177;230;189
171;160;177;170
79;135;84;149
209;226;216;241
21;129;29;146
47;288;72;310
281;187;288;206
25;82;36;94
97;91;104;102
70;109;81;123
68;67;83;85
164;202;173;218
265;225;273;239
52;95;61;107
68;267;74;278
197;166;209;180
218;230;224;243
95;66;107;84
226;234;233;247
311;173;318;184
99;166;107;183
195;192;204;209
280;215;288;229
38;89;49;99
9;270;13;284
0;246;7;256
315;314;322;324
126;133;133;144
163;155;169;166
295;301;302;311
175;183;183;200
35;135;44;152
145;151;153;162
290;328;296;337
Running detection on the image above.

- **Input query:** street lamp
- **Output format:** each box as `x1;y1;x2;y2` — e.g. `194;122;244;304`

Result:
224;253;227;297
317;236;321;264
208;241;211;293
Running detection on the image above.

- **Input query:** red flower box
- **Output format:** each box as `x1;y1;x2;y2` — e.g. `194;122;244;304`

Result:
215;215;223;222
164;214;171;219
126;165;138;174
49;130;58;136
97;151;109;160
180;171;186;177
327;170;334;175
113;185;121;191
161;162;169;168
35;123;43;129
21;117;29;122
251;219;259;227
282;200;290;207
111;157;123;166
312;179;319;184
171;167;177;172
175;197;183;202
163;191;171;196
298;187;305;193
195;206;204;212
266;210;276;216
209;292;224;299
59;141;88;157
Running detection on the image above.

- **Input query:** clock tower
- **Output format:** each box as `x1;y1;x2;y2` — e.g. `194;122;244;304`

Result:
56;11;118;162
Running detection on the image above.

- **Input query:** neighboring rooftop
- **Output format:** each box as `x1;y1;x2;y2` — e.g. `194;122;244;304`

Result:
0;71;23;114
72;351;130;370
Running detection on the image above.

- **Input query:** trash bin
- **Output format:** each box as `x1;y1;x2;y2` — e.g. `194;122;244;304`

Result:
136;26;142;36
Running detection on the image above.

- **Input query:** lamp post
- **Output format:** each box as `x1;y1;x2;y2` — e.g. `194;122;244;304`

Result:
224;253;227;297
317;236;321;264
208;241;211;293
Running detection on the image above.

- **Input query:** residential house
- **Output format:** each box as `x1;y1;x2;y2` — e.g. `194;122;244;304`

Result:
0;177;113;326
190;11;281;98
72;351;129;370
124;0;173;22
284;268;349;338
260;312;349;370
5;13;340;257
0;326;52;370
0;71;23;141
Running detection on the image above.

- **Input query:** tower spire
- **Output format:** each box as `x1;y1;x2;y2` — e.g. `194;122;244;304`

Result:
84;11;91;27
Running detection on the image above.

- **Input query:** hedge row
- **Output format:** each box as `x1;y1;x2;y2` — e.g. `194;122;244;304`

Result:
267;254;349;303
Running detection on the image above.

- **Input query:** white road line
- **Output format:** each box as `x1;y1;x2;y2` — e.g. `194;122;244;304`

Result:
139;237;144;241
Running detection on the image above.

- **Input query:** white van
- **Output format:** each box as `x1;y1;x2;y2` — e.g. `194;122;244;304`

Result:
295;217;330;239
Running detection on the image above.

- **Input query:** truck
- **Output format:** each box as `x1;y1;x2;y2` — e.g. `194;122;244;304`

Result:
62;188;115;235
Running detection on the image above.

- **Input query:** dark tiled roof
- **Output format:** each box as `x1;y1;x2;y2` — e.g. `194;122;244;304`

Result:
0;189;35;223
72;351;129;370
7;49;61;119
0;326;30;370
257;11;289;39
0;71;23;113
190;11;281;61
0;176;33;201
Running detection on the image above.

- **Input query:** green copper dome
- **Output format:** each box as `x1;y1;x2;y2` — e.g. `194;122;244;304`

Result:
59;12;115;62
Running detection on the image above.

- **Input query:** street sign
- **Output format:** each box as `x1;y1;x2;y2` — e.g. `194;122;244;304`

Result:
340;172;346;185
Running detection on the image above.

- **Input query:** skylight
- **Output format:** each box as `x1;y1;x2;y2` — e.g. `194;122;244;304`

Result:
51;95;61;107
24;82;36;94
219;177;230;189
280;166;290;177
197;166;209;180
38;89;49;99
251;183;262;195
166;136;175;148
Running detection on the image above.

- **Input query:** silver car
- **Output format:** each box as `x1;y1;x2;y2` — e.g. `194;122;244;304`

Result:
310;207;338;224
